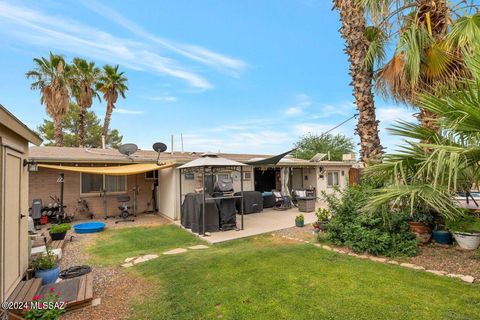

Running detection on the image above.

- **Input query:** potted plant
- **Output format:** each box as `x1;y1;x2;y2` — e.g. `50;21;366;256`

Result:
312;221;321;233
24;288;66;319
32;247;59;285
407;210;433;244
295;214;304;227
315;208;330;231
431;216;452;245
49;223;71;241
446;215;480;250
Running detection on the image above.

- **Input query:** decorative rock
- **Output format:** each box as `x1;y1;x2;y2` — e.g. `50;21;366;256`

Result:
447;273;464;279
124;257;135;263
322;245;332;251
348;252;359;257
121;263;134;268
91;298;101;307
143;254;159;260
369;257;387;263
189;245;209;250
357;255;369;259
313;243;321;247
333;248;346;254
387;260;399;265
461;275;475;283
400;263;425;270
426;270;446;276
163;248;188;255
133;257;148;264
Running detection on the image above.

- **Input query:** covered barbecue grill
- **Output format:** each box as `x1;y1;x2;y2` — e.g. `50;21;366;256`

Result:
178;154;247;235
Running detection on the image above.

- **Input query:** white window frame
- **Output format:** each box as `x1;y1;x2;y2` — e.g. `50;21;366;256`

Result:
326;171;340;188
80;173;128;196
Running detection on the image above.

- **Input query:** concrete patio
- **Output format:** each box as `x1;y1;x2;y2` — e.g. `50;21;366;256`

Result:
184;208;317;244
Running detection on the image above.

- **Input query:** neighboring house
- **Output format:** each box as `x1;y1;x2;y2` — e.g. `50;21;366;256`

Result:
0;105;42;302
28;147;355;221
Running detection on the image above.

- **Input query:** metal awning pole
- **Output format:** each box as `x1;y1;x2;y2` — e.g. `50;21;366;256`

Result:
179;168;182;221
202;166;206;236
240;166;244;230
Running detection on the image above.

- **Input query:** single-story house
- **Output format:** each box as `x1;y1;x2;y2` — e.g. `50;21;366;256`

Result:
0;105;42;302
28;146;356;222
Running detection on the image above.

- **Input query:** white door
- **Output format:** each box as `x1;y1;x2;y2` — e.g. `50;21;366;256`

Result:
2;147;23;299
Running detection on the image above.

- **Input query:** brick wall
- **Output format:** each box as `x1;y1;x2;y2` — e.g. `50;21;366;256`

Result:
29;167;156;219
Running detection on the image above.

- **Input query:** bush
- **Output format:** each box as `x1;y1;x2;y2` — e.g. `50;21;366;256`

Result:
446;215;480;233
50;223;71;234
322;184;418;257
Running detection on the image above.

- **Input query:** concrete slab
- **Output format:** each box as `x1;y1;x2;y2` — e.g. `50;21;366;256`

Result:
184;208;317;244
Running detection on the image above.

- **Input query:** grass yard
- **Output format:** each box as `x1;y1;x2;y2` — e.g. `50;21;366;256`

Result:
89;225;480;320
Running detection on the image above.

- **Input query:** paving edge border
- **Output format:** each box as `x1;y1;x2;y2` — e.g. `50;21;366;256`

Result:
275;234;476;284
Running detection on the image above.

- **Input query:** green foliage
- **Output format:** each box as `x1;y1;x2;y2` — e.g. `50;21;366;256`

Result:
37;103;122;148
315;208;330;222
293;133;354;161
32;247;57;270
295;214;304;223
24;288;65;320
50;223;71;234
323;184;418;257
446;215;480;233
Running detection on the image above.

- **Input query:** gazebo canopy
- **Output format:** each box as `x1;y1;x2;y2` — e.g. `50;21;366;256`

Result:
178;153;246;169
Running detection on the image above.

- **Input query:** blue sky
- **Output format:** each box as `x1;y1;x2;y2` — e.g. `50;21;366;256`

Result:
0;0;414;154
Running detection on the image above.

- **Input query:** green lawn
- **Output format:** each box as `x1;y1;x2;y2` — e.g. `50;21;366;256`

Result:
89;225;480;320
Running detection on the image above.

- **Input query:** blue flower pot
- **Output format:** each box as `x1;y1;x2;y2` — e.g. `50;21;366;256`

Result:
432;230;453;245
35;266;60;285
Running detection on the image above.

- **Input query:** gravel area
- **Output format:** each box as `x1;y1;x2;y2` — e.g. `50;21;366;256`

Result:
53;214;166;319
273;223;319;241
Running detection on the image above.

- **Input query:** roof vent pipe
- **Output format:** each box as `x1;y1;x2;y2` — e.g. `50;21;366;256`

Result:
171;134;174;156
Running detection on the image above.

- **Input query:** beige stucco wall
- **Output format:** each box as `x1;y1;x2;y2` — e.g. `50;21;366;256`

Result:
317;165;350;198
29;167;155;219
0;123;30;302
158;167;178;220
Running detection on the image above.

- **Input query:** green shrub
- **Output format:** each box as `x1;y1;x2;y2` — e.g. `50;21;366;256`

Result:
446;215;480;233
50;223;71;234
322;184;418;257
315;208;330;222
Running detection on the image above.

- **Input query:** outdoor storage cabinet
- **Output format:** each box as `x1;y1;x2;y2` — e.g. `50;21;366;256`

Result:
297;197;316;212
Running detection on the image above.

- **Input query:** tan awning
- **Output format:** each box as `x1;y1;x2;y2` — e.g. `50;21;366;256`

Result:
38;162;176;175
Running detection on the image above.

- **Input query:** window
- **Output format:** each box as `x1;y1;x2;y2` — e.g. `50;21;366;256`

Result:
145;170;158;180
327;172;339;187
216;173;230;181
81;173;127;194
243;172;252;180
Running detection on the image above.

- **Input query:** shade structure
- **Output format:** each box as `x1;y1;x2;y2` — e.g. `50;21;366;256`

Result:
245;149;295;166
177;154;246;169
38;162;176;175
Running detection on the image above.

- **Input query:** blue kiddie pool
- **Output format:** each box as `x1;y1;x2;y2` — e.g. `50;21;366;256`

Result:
74;221;106;234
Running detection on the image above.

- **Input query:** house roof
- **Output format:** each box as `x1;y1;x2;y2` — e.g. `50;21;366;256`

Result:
29;146;354;168
0;104;42;145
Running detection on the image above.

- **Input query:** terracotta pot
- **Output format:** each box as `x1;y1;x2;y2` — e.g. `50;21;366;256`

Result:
408;221;431;234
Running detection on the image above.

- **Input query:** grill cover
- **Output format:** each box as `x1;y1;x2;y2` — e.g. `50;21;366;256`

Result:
181;193;219;233
234;191;263;214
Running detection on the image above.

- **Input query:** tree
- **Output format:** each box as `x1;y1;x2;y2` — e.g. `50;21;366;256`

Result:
96;65;128;138
294;133;355;161
364;55;480;220
26;52;71;146
361;0;480;130
71;58;101;147
38;103;123;148
333;0;383;164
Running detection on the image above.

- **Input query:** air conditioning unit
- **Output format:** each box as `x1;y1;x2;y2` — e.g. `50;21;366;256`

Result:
342;153;356;161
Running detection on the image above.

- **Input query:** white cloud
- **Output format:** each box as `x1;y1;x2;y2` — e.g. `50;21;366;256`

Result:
79;0;248;75
114;108;144;115
147;96;178;102
376;106;415;124
284;93;311;116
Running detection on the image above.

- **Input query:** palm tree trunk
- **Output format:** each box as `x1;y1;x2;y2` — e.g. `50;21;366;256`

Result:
103;102;113;138
78;108;86;147
334;0;383;164
53;117;64;147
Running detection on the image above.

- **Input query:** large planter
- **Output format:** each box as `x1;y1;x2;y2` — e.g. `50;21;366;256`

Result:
432;230;452;245
408;221;431;244
453;232;480;250
49;231;67;241
35;266;60;285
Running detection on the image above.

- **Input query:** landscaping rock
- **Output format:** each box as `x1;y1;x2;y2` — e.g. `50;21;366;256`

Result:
369;257;387;263
357;255;369;259
322;245;332;251
460;275;475;283
189;245;209;250
91;298;101;307
142;254;159;260
313;243;321;247
426;270;446;276
400;263;425;270
163;248;187;255
133;257;148;264
387;260;399;265
124;257;135;263
333;248;346;254
121;263;134;268
347;252;359;257
447;273;464;279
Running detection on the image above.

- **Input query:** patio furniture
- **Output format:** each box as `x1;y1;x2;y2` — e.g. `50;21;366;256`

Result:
297;196;316;213
273;191;292;210
235;191;263;214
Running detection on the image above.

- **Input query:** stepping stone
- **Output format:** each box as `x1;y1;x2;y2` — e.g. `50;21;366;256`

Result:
134;257;148;264
142;254;159;260
121;263;134;268
426;270;446;276
188;245;209;250
163;248;188;255
124;257;135;263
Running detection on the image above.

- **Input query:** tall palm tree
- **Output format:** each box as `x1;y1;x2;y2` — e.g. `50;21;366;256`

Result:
26;52;71;146
96;65;128;139
333;0;383;164
71;58;101;147
362;0;480;130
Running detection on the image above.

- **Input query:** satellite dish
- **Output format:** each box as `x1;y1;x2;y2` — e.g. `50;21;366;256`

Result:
152;142;167;153
118;143;138;157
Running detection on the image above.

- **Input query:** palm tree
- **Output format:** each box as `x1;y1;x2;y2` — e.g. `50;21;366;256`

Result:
96;65;128;140
333;0;383;164
361;0;480;130
364;55;480;220
26;52;71;146
71;58;101;147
